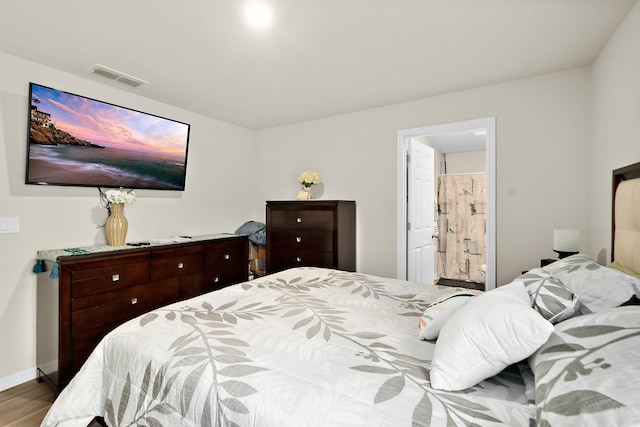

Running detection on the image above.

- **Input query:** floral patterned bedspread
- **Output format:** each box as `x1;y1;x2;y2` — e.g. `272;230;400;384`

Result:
43;267;534;427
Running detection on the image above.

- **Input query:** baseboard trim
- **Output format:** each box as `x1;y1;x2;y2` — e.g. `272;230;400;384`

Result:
0;368;37;392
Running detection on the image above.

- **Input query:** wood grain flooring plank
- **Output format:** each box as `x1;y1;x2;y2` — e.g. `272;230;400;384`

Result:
0;381;54;427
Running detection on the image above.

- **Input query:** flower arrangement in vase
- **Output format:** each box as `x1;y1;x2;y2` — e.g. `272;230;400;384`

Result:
297;171;321;200
105;188;136;205
102;188;136;246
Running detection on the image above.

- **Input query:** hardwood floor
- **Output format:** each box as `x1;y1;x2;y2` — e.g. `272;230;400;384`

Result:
0;380;54;427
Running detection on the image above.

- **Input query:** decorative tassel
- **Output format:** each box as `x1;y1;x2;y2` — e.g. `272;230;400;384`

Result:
49;262;59;279
33;260;42;273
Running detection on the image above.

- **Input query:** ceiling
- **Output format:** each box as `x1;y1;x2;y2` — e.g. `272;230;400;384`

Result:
0;0;636;130
426;129;486;154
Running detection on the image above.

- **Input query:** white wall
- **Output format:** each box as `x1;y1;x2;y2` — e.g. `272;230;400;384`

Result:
590;1;640;264
255;68;592;284
0;52;260;386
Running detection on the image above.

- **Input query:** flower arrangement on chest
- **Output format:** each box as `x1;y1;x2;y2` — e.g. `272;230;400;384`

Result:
298;171;321;188
297;171;321;200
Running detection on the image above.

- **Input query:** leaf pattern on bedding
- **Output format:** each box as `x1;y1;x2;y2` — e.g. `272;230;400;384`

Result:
105;297;273;426
531;308;640;426
513;268;578;323
544;390;623;415
329;270;430;315
346;326;504;426
53;268;534;427
105;362;179;427
254;271;505;425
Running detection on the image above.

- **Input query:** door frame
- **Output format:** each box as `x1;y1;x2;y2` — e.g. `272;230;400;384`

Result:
396;117;496;290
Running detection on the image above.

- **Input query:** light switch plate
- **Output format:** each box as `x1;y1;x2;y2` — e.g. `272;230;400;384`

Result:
0;217;19;234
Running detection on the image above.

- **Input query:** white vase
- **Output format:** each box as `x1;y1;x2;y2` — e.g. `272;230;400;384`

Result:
296;187;311;200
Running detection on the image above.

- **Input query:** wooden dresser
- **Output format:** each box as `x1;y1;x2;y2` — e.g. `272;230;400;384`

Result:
36;234;248;391
266;200;356;273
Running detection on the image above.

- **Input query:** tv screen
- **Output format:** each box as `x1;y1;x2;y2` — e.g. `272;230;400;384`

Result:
26;83;191;191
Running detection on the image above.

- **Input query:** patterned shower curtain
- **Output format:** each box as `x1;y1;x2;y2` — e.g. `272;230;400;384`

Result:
436;173;486;283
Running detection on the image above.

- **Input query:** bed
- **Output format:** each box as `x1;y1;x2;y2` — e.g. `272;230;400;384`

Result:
43;164;640;427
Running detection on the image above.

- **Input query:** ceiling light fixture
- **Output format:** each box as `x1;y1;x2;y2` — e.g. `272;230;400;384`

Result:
243;1;274;30
88;64;149;88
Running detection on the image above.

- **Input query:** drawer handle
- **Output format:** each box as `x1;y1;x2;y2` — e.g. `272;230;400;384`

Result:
131;298;138;305
296;256;302;262
112;274;120;282
224;254;230;260
296;217;302;223
177;262;184;269
213;277;220;283
296;236;302;243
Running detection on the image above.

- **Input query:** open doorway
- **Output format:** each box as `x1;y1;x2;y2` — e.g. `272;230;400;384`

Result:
432;141;486;290
397;117;496;290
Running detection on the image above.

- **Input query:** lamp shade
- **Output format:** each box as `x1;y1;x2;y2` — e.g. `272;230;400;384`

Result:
553;229;579;258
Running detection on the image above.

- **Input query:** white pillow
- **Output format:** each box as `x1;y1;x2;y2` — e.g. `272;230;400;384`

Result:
418;290;481;340
543;254;640;313
430;282;554;391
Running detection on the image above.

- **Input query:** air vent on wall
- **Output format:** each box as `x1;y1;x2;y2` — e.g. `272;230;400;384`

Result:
88;63;149;87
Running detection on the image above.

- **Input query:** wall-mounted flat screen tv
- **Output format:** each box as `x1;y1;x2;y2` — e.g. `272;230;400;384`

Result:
26;82;191;190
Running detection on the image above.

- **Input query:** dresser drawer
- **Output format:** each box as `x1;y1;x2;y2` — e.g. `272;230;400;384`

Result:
151;246;204;281
270;229;333;251
183;268;241;297
70;278;178;372
202;264;245;289
269;249;333;271
204;240;247;287
70;253;150;298
71;341;100;373
178;272;208;300
204;240;246;270
269;209;335;231
71;278;179;334
71;315;131;371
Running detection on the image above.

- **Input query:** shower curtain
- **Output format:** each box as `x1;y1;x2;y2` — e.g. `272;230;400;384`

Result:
436;173;486;284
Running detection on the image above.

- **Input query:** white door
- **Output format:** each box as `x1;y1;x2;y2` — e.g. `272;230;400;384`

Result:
407;139;435;284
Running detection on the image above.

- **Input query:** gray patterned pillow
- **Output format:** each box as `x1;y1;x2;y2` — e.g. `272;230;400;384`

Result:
514;268;578;324
543;254;640;314
529;306;640;426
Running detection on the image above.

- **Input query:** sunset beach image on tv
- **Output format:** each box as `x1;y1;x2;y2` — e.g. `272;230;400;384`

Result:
26;83;191;190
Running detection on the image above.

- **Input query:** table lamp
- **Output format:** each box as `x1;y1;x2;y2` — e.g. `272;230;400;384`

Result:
553;229;579;259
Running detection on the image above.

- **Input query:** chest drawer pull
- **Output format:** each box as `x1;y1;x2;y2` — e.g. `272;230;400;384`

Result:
296;236;302;243
112;274;120;282
296;256;302;262
131;298;138;305
177;262;184;269
296;217;302;223
213;276;220;283
224;254;230;260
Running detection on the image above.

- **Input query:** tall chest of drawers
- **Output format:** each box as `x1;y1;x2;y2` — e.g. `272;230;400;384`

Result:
36;234;248;391
266;200;356;273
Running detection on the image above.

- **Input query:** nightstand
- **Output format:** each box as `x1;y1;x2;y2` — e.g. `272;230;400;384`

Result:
541;258;557;268
522;258;558;274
